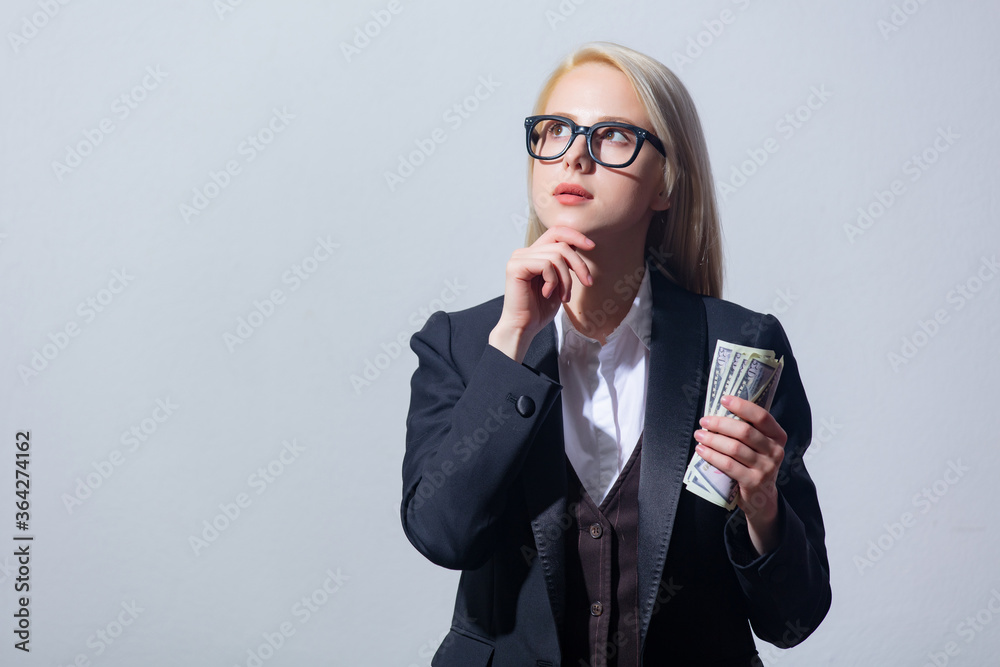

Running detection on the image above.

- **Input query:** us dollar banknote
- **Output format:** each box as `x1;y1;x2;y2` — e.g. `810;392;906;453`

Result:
683;340;784;510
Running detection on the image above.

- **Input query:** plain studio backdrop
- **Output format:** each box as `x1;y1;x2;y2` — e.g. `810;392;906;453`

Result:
1;0;998;665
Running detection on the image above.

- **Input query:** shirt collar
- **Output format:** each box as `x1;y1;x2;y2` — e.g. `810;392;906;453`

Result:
554;260;652;353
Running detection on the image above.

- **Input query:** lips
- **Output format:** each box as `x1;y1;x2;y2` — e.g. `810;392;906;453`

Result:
554;183;593;199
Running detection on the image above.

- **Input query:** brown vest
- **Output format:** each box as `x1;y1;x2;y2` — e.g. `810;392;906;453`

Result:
561;433;643;667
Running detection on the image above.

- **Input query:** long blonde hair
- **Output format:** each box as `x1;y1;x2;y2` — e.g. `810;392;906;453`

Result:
524;41;723;298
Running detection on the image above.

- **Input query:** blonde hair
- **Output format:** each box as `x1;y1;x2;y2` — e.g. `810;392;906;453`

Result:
524;41;723;298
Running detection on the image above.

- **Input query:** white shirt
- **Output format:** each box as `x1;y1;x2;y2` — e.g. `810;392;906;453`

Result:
554;263;651;505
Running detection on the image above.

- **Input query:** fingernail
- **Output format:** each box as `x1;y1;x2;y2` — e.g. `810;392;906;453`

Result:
699;417;709;428
720;395;732;406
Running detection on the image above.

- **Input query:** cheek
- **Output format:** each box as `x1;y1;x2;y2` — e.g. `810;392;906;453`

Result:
618;169;663;210
530;168;555;213
607;180;648;209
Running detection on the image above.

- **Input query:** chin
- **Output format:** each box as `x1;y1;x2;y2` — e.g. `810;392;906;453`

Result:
538;212;591;232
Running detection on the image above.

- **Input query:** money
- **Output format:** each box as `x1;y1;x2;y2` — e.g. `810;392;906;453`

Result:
683;340;784;510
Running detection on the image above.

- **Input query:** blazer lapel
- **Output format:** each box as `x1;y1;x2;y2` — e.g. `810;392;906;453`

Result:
637;265;708;647
521;323;567;628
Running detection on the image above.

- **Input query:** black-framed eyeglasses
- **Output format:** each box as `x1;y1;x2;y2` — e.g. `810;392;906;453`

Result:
524;115;666;168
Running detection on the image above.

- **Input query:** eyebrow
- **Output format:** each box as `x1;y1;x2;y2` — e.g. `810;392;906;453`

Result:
548;112;642;126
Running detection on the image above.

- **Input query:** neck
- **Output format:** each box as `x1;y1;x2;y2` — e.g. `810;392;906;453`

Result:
563;232;648;345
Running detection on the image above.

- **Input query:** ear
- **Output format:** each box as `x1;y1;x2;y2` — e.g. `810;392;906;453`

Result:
652;190;671;212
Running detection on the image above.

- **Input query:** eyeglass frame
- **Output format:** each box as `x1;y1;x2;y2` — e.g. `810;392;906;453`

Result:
524;114;667;168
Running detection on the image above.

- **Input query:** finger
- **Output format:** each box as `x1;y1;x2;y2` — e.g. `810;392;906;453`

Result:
720;395;786;442
694;435;777;494
539;251;574;301
510;254;571;301
519;246;585;299
554;241;593;291
698;415;769;454
540;264;557;299
694;428;757;470
537;227;594;286
537;225;595;252
692;436;751;481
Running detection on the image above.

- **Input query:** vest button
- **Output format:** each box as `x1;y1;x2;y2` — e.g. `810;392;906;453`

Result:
590;601;603;616
589;523;603;539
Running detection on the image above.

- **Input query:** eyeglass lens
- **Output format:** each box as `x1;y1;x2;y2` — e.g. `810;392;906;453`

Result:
529;118;639;166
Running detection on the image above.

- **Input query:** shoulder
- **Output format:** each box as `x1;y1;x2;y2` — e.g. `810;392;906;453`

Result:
691;291;792;356
410;295;506;372
647;262;784;350
418;294;504;340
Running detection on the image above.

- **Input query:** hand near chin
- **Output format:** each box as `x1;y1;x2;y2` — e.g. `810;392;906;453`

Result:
488;226;594;363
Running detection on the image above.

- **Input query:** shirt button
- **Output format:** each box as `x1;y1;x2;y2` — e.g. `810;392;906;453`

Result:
590;601;603;616
589;523;603;539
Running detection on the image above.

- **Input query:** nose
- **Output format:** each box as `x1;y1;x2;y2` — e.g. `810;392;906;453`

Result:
560;131;593;171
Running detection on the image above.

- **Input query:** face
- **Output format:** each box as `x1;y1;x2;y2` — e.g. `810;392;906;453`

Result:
530;61;670;241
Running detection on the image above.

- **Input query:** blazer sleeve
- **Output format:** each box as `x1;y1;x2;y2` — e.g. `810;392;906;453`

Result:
400;310;561;571
721;314;832;647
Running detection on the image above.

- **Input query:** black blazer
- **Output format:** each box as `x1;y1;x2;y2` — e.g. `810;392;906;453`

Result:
401;260;831;666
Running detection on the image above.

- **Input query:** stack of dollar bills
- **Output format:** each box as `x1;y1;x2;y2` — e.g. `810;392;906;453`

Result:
683;340;785;510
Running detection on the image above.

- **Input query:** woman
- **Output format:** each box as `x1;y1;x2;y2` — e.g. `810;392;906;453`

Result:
401;41;830;666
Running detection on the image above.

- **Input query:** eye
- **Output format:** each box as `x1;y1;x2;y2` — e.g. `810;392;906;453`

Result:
547;121;571;137
598;126;634;145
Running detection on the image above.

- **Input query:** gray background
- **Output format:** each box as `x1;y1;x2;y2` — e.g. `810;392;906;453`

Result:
2;0;998;665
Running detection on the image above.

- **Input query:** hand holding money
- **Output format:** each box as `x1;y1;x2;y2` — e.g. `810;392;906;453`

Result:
683;341;786;516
